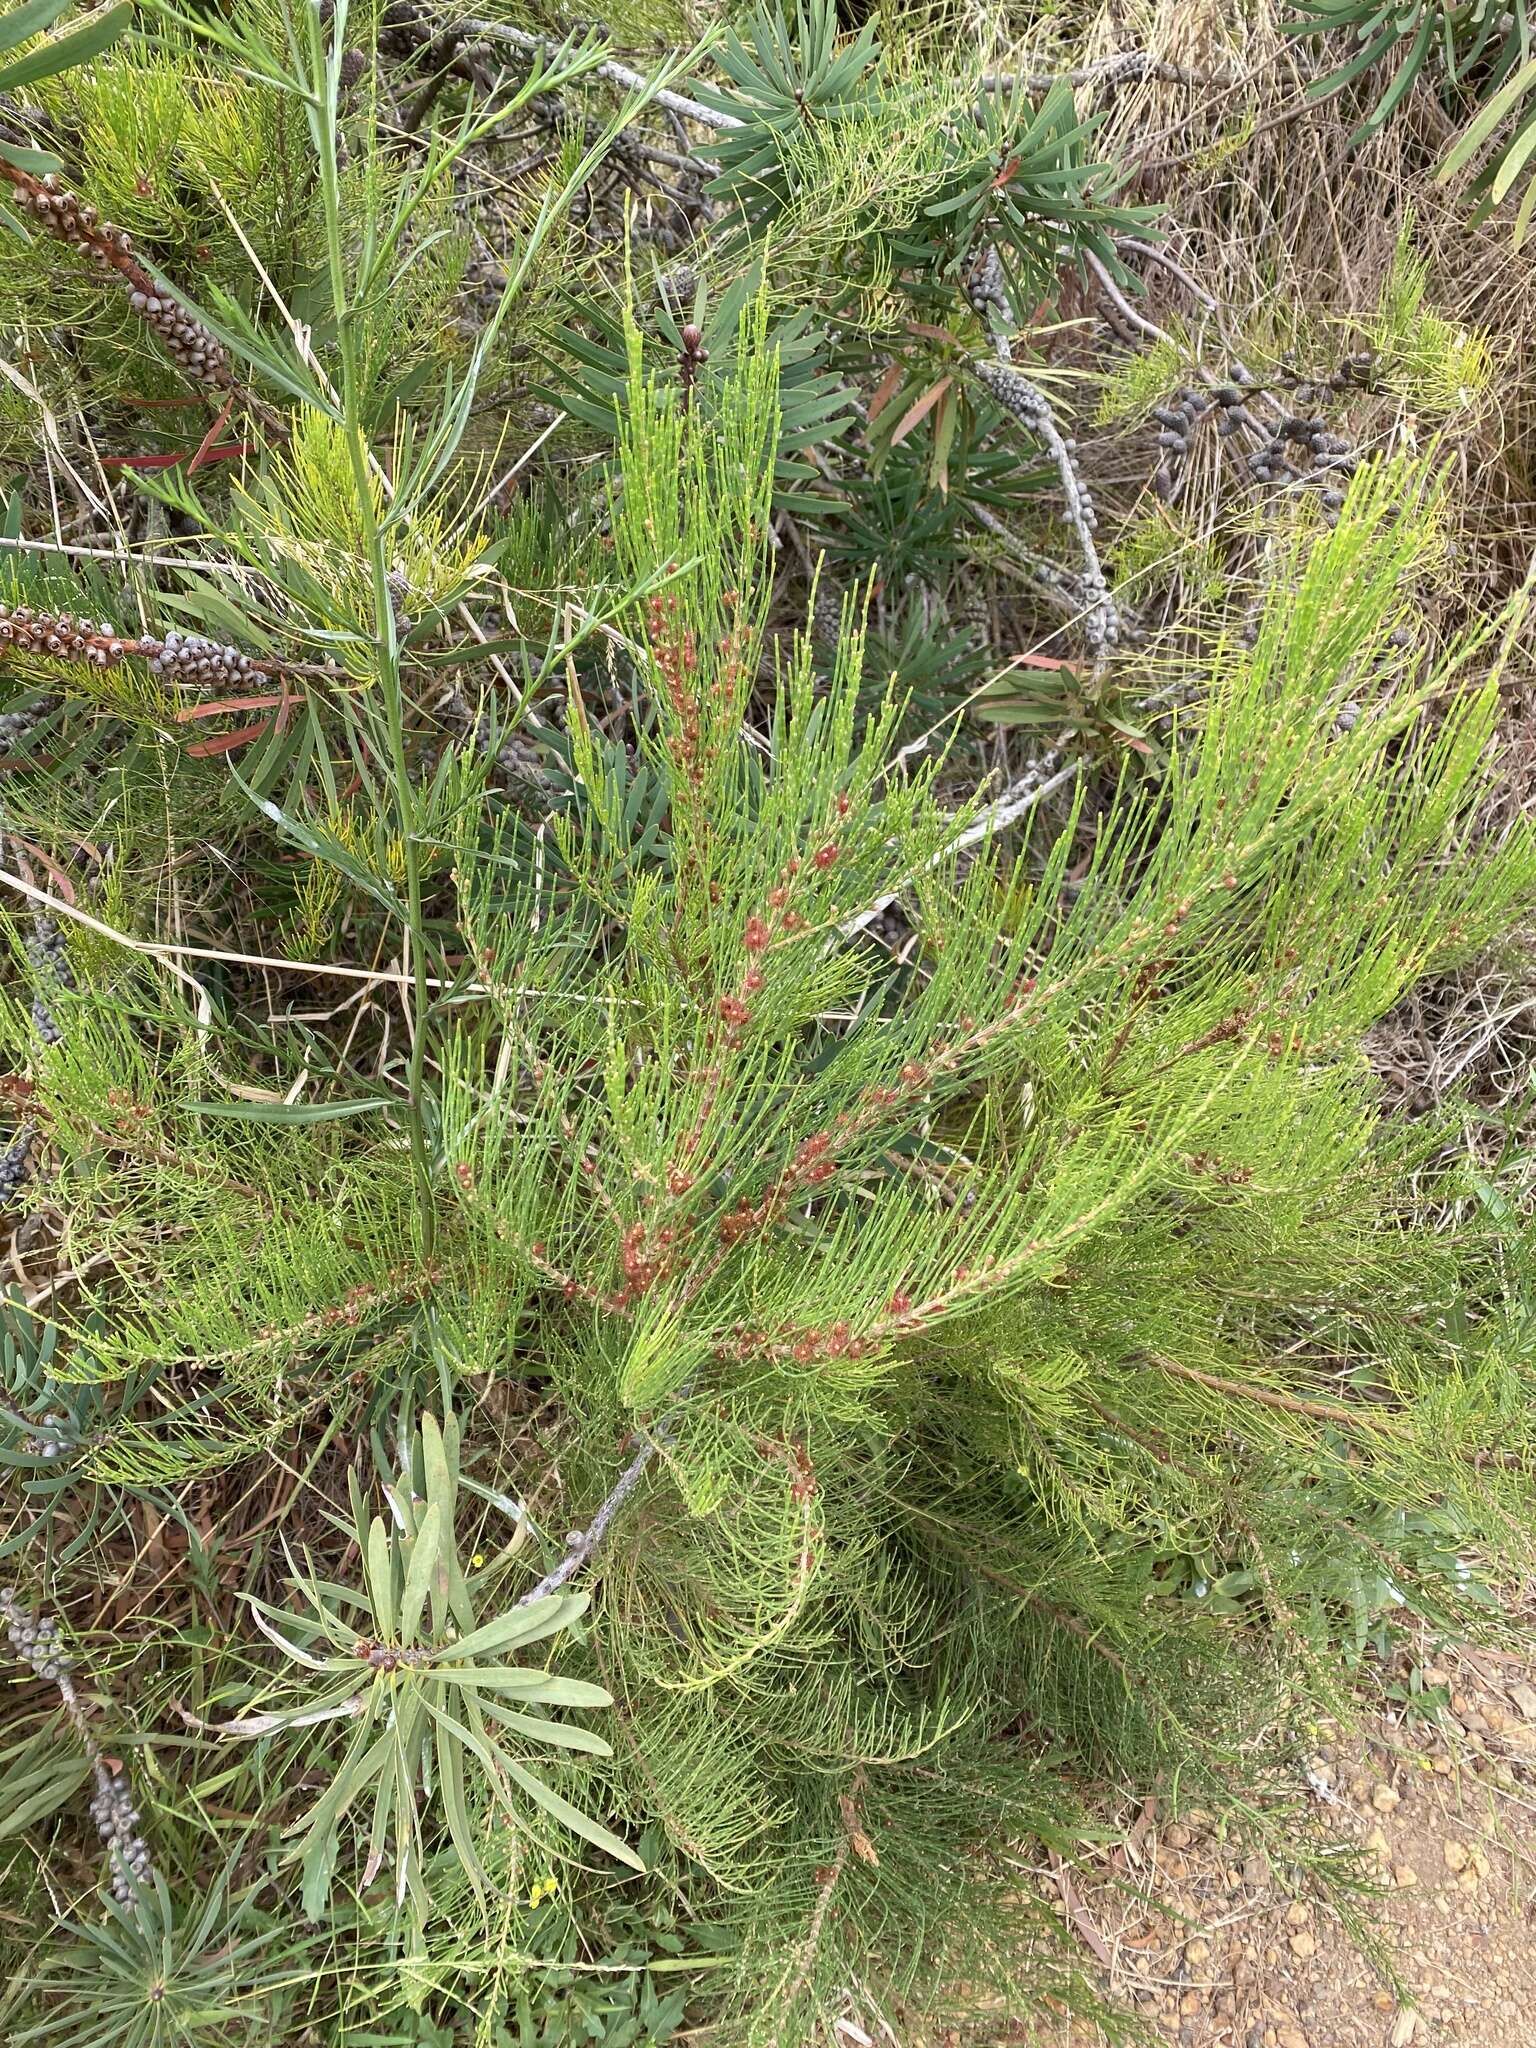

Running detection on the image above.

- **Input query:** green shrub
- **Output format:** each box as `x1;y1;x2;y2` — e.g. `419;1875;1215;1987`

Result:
0;3;1533;2044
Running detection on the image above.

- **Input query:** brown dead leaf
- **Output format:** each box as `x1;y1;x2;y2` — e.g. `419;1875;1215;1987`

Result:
889;376;954;447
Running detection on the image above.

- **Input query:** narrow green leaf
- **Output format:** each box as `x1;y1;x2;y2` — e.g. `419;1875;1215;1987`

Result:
1513;155;1536;243
1312;23;1403;107
360;1737;399;1887
429;1669;612;1706
0;1754;89;1838
433;1704;490;1900
346;1467;369;1550
0;141;61;177
296;1729;390;1918
1360;16;1434;137
477;1699;613;1755
365;1516;398;1639
420;1410;452;1519
1490;110;1536;204
445;1543;476;1635
428;1593;586;1665
182;1095;391;1124
244;1596;335;1671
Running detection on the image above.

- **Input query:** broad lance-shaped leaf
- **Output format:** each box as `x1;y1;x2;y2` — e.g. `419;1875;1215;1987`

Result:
0;1754;90;1840
424;1690;508;1778
0;0;128;91
392;1734;420;1911
476;1698;613;1755
365;1515;398;1638
444;1538;476;1635
382;1478;419;1541
243;1595;337;1671
1513;159;1536;244
428;1668;613;1705
361;1740;397;1890
184;1094;392;1124
397;1498;442;1648
347;1466;369;1548
218;1691;366;1737
1488;112;1536;205
0;0;73;57
0;139;62;175
505;1759;645;1870
433;1702;491;1901
284;1574;372;1614
428;1591;589;1664
1360;13;1434;140
419;1411;456;1634
296;1727;391;1920
421;1409;454;1519
1440;54;1536;181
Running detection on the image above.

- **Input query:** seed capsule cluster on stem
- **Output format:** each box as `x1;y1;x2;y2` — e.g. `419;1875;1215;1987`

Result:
1;163;233;390
0;601;277;689
0;1588;154;1905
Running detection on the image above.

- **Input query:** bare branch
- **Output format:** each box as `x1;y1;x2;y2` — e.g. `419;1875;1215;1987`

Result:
516;1434;662;1605
461;19;743;133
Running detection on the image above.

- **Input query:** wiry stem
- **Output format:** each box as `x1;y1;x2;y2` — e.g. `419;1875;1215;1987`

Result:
766;1830;852;2044
836;753;1076;946
1084;245;1170;345
460;19;744;132
305;6;437;1248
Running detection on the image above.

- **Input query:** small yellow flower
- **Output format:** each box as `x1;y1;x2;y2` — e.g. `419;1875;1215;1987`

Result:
471;1552;485;1568
527;1874;558;1910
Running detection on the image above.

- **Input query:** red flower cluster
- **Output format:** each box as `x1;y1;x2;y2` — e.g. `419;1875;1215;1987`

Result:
647;587;712;786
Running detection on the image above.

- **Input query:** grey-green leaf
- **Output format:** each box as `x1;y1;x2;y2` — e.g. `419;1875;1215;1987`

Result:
365;1516;398;1638
0;0;71;60
504;1759;644;1870
477;1698;613;1755
398;1499;442;1649
429;1668;612;1706
1440;55;1536;182
0;1753;90;1839
429;1592;587;1665
297;1728;390;1918
0;0;129;90
433;1703;490;1899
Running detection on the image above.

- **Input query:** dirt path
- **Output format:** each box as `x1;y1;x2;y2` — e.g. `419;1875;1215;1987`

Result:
1006;1646;1536;2048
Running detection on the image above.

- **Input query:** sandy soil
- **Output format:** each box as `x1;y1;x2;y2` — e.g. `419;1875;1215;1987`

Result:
998;1644;1536;2048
